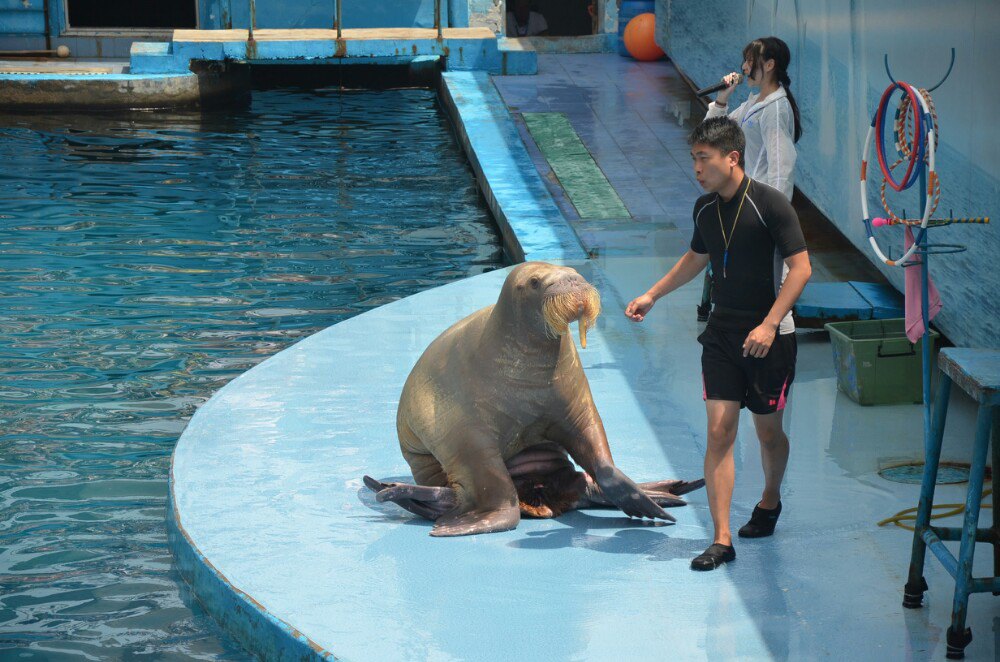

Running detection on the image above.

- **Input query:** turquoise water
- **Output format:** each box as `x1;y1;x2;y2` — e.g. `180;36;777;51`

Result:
0;88;504;658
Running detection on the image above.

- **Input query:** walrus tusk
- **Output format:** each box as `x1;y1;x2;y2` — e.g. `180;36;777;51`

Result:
579;318;588;348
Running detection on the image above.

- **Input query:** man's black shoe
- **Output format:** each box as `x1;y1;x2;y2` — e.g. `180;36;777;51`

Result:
691;543;735;571
738;501;782;538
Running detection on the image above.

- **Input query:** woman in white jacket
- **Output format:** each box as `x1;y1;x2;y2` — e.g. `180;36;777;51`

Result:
697;36;802;320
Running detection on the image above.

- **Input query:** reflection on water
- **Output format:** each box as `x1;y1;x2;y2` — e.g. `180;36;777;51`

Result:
0;88;504;658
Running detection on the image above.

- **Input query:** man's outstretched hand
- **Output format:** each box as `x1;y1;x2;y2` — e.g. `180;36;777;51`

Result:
625;294;655;322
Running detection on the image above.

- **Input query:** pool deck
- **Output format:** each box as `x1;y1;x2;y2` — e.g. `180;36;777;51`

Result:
170;54;997;660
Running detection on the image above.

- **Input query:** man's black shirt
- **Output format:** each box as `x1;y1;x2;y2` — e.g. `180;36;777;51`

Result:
691;177;807;333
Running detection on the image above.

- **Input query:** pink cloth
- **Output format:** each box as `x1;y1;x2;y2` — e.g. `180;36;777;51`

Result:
904;226;942;343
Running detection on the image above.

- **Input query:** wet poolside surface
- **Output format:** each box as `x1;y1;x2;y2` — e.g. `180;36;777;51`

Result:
171;252;992;661
0;88;505;658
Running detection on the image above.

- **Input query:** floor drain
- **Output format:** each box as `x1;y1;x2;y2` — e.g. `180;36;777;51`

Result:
879;462;972;484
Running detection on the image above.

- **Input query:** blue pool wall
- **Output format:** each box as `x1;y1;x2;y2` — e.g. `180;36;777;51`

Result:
656;0;1000;349
166;488;336;661
438;72;585;263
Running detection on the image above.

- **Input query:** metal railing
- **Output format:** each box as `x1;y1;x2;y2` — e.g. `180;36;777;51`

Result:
247;0;444;41
248;0;255;41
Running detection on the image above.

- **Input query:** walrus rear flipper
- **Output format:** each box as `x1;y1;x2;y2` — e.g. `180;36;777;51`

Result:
363;475;520;535
637;478;706;507
363;475;457;521
644;478;706;497
578;477;704;510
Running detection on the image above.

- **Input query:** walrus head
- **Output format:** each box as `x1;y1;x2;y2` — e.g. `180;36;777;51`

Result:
498;262;601;348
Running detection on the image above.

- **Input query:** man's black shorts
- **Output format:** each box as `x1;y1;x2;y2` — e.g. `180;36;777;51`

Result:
698;325;797;415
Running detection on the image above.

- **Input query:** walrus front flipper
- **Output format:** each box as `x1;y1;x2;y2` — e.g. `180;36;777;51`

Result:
550;422;674;522
590;466;676;522
431;505;521;537
429;433;522;537
554;428;674;521
363;475;457;521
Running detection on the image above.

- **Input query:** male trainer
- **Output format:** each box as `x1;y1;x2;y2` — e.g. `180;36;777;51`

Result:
625;117;812;570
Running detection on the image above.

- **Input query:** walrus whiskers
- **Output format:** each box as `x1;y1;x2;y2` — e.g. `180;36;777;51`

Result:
542;287;601;348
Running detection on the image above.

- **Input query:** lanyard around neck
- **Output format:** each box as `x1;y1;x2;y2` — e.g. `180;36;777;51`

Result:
716;180;750;278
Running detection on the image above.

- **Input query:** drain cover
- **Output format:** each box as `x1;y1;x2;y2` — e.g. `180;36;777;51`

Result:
879;463;971;484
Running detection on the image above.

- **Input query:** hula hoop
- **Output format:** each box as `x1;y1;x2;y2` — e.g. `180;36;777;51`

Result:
875;82;923;192
896;88;938;157
879;87;941;223
860;81;936;267
880;161;940;223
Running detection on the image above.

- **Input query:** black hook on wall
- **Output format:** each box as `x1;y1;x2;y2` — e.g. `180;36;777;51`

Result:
884;47;955;91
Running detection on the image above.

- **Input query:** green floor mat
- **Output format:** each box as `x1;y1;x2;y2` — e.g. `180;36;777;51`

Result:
522;112;630;220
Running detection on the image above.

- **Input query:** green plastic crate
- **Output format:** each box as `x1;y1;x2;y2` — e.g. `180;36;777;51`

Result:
824;318;939;406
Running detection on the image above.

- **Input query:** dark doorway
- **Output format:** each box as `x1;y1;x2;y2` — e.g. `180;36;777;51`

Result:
67;0;197;29
506;0;595;37
535;0;595;36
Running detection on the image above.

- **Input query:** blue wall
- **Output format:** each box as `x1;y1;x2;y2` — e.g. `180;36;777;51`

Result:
0;1;464;57
0;0;47;50
221;0;454;29
657;0;999;349
0;0;45;35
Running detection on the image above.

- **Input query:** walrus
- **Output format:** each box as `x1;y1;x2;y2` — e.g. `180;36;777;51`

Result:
364;262;704;536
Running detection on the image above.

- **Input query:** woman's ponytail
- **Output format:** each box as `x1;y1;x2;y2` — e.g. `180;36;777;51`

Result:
779;71;802;143
747;37;802;143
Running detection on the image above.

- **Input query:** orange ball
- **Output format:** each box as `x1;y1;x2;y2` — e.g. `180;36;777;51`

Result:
623;12;664;61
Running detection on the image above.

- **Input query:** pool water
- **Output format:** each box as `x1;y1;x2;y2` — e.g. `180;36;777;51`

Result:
0;88;505;658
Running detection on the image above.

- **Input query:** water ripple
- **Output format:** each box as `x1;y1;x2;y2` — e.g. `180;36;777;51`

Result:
0;87;505;658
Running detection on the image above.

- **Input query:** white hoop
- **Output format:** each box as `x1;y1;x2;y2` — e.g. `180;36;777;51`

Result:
860;83;936;266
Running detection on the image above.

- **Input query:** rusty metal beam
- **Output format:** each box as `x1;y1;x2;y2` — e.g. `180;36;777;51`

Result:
248;0;256;43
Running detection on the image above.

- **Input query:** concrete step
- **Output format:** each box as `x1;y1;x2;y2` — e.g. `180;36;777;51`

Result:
129;42;174;75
